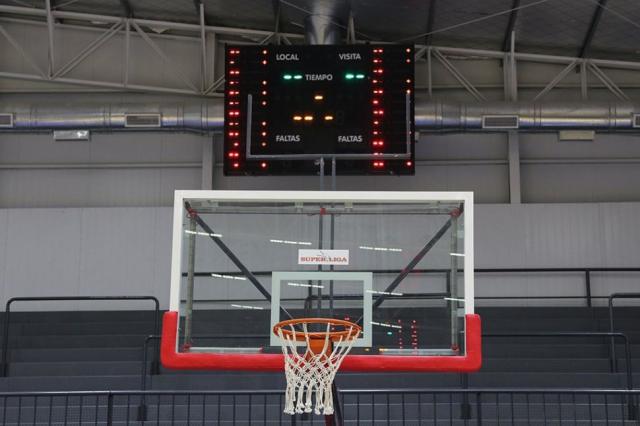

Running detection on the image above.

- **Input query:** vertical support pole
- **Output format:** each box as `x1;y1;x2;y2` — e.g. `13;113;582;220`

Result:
316;203;324;318
580;60;588;100
461;374;471;419
331;157;336;191
608;296;618;373
45;0;55;77
0;302;10;377
124;19;130;87
106;393;114;426
329;210;335;318
201;135;214;190
183;214;197;348
503;54;510;101
199;2;207;92
476;392;482;426
509;31;518;102
508;131;521;204
585;270;592;308
449;212;459;351
427;47;433;98
319;157;325;191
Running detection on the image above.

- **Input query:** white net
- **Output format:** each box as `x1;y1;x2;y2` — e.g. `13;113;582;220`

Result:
275;322;360;416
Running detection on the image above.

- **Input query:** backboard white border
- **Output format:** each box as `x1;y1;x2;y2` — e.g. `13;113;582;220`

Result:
169;190;475;320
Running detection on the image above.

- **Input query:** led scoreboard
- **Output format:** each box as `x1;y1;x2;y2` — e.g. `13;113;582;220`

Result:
224;45;415;175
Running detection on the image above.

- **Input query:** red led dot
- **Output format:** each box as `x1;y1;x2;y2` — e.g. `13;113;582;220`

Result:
262;49;267;55
233;142;239;147
260;162;267;168
232;162;239;168
261;90;267;95
406;59;411;63
261;121;267;126
406;79;411;84
262;80;267;85
406;48;411;53
261;131;267;137
261;142;267;147
373;120;380;125
261;101;267;106
406;161;413;167
372;99;379;105
261;60;267;65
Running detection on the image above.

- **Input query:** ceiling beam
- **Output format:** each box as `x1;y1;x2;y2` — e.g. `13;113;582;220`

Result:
0;5;305;39
579;0;607;58
502;0;520;52
271;0;282;44
424;0;436;45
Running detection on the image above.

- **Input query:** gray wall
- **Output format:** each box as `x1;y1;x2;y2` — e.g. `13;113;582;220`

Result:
1;129;640;207
0;202;638;310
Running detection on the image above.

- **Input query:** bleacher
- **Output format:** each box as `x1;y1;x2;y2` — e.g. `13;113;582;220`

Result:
0;301;638;424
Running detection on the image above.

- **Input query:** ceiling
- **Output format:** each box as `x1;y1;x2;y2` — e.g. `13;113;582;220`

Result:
2;0;640;61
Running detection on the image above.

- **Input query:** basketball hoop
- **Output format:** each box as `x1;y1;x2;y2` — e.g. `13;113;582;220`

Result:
273;318;361;415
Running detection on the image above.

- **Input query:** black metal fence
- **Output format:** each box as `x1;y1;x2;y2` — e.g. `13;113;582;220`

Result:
0;389;637;425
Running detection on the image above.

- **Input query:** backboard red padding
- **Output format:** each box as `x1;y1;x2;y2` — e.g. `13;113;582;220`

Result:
161;311;481;372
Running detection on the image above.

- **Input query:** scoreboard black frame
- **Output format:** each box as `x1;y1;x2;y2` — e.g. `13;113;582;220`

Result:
223;45;415;176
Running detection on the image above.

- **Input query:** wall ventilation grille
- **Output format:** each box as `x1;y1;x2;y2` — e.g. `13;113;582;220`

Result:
124;113;162;128
633;114;640;128
482;115;519;129
0;114;14;128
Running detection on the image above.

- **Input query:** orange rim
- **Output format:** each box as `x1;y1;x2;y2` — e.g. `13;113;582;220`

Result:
273;317;362;342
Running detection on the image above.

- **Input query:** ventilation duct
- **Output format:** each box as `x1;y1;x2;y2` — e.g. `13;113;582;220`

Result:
414;101;640;131
482;115;519;129
0;113;13;128
2;101;640;132
124;113;162;128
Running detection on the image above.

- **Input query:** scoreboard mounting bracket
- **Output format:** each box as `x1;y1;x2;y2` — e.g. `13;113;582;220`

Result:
224;45;415;176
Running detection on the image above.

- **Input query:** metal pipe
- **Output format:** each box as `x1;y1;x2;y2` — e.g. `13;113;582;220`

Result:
183;214;197;349
1;100;640;132
449;213;459;350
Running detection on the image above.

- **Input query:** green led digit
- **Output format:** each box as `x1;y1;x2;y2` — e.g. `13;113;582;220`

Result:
345;73;355;80
293;74;303;80
283;74;292;80
356;74;365;79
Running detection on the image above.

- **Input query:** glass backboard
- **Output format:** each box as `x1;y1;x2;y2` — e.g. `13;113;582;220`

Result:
162;191;480;372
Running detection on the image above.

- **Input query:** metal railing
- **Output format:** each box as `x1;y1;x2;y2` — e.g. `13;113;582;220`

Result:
192;266;640;308
609;293;640;373
0;388;637;425
0;296;160;377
